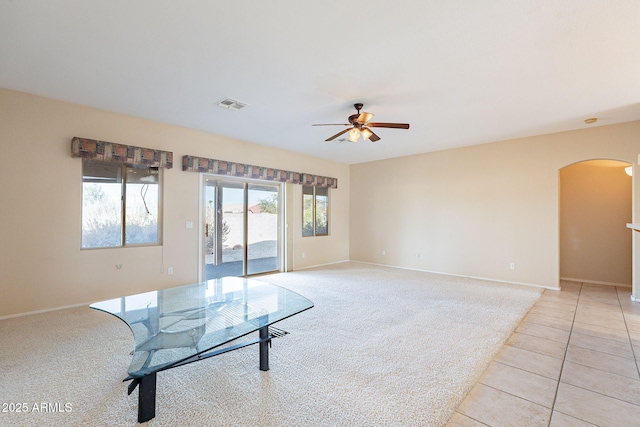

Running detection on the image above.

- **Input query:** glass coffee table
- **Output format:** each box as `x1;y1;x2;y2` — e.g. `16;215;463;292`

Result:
90;276;314;423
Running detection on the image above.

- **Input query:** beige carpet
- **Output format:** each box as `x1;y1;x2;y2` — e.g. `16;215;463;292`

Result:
0;262;541;426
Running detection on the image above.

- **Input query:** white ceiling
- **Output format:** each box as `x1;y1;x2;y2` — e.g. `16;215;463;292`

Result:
1;1;639;165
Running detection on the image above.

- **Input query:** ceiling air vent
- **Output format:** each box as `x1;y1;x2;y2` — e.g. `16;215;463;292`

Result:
215;97;248;111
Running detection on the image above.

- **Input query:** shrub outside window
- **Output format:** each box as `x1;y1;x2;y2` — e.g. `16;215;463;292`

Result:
302;185;328;237
82;160;161;248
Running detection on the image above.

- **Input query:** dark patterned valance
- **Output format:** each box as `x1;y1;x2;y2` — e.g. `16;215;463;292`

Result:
71;137;173;169
182;155;338;188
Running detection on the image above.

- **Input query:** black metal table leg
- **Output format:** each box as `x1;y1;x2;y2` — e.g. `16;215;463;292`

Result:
138;373;157;423
259;326;269;371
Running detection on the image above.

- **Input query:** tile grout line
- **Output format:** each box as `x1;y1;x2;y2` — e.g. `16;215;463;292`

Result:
546;281;582;427
553;356;639;380
491;356;562;381
524;315;573;328
559;383;640;410
616;286;640;381
491;359;559;382
513;329;571;346
563;341;636;360
476;382;553;410
552;409;599;427
523;296;640;375
522;309;575;331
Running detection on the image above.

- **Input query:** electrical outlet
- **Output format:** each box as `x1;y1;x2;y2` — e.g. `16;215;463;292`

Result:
509;263;515;270
168;267;174;275
381;250;386;256
301;252;305;259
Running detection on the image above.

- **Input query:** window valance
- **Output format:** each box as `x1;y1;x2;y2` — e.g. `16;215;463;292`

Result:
182;155;338;189
71;137;173;169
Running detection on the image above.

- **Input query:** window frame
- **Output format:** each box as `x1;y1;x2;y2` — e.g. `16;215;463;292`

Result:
302;185;329;237
81;159;163;249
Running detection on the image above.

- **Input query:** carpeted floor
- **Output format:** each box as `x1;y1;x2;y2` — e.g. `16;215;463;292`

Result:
0;262;541;426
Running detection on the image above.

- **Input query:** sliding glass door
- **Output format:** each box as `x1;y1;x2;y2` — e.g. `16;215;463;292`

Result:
203;177;281;280
247;183;279;274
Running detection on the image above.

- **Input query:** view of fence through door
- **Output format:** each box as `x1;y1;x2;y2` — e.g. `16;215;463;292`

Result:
203;177;280;279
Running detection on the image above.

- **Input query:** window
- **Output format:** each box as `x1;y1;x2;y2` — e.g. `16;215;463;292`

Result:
82;160;161;248
302;185;329;237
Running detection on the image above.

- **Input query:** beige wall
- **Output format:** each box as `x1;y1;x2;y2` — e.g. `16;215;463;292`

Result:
0;88;349;318
350;121;640;289
560;160;632;286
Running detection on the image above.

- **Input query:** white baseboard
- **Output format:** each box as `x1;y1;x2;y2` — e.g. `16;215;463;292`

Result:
0;301;92;321
294;259;351;271
560;277;631;288
353;260;559;291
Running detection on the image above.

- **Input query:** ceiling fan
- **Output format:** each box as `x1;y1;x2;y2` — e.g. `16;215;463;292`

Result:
313;103;410;143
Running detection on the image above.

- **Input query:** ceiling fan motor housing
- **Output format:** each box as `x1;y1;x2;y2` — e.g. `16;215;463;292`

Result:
348;114;363;127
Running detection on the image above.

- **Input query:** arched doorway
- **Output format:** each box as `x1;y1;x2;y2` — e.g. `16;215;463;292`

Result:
559;159;633;287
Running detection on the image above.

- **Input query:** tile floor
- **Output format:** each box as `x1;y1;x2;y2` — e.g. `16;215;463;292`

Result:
448;281;640;427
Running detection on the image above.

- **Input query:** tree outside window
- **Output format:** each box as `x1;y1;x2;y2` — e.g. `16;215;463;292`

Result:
302;185;329;237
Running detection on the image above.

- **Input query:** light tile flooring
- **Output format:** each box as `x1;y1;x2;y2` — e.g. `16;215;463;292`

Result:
448;281;640;427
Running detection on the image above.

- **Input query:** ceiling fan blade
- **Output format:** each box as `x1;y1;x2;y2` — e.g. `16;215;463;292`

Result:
312;123;350;126
368;130;381;142
367;122;410;129
325;127;352;141
355;112;374;124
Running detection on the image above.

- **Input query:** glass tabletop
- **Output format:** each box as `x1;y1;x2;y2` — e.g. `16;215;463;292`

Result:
90;276;314;377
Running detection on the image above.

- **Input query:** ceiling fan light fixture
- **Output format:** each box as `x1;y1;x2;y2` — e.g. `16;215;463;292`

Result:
348;128;361;142
358;112;375;124
361;128;373;141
